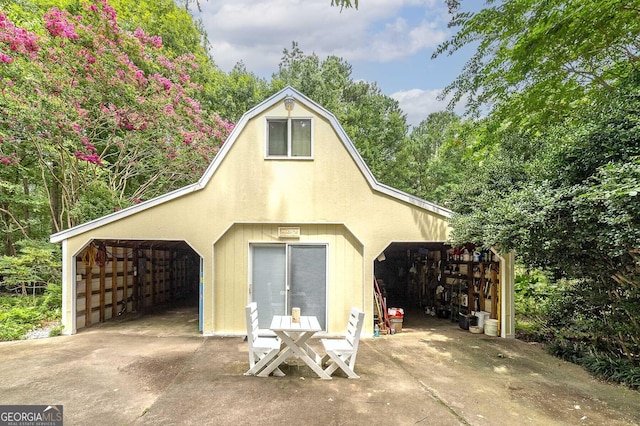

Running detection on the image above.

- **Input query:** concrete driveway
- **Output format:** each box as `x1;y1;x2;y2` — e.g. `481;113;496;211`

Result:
1;307;639;426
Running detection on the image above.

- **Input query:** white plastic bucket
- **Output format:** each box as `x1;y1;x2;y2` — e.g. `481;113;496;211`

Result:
474;311;486;330
485;319;498;336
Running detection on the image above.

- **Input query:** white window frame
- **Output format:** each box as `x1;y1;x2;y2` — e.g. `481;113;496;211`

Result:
265;117;314;159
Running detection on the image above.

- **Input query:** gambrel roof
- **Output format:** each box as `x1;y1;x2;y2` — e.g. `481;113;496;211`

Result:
51;86;451;244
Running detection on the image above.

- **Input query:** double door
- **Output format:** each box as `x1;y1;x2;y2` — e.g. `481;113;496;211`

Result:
251;244;327;329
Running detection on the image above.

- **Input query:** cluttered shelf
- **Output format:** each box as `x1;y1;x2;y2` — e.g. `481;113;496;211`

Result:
374;244;503;338
436;248;501;336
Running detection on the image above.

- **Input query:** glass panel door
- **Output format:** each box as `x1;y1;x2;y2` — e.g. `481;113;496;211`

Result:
290;245;326;329
251;243;327;330
251;245;286;328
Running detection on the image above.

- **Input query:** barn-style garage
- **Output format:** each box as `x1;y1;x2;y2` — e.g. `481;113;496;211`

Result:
51;86;515;337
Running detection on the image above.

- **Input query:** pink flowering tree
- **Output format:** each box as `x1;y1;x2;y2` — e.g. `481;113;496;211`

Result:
0;1;233;240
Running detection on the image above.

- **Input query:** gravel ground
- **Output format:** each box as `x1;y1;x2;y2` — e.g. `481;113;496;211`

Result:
23;322;61;339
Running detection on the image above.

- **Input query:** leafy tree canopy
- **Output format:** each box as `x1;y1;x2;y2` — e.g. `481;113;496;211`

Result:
398;112;470;204
0;1;233;247
273;42;408;188
436;0;640;130
331;0;358;9
447;69;640;363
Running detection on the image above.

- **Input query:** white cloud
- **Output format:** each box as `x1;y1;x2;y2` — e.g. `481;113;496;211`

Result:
391;88;466;127
197;0;450;76
364;18;448;62
194;0;470;126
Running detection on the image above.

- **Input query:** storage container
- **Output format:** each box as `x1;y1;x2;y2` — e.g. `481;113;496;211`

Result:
389;317;403;333
485;319;498;336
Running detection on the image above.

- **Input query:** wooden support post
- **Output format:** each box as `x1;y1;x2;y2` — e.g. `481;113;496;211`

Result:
151;248;156;306
122;249;128;314
159;250;163;302
85;261;92;327
177;253;181;297
111;246;118;319
99;259;106;322
479;263;486;312
169;250;174;301
467;261;474;313
491;265;498;319
133;249;139;312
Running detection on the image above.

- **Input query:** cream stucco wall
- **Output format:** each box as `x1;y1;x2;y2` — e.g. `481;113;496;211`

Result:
55;90;457;336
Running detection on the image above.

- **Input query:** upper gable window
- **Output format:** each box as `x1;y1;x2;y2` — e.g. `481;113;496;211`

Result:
267;118;312;158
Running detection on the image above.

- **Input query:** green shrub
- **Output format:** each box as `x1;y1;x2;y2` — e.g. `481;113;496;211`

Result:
42;283;62;312
48;324;64;337
548;339;640;390
0;283;62;341
514;268;557;341
0;240;61;295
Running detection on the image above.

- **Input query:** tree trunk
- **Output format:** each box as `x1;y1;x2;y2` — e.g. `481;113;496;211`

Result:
22;177;30;235
51;165;61;233
1;203;16;256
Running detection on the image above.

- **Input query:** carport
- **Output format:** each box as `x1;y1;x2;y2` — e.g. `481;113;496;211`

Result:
69;238;202;332
374;241;515;338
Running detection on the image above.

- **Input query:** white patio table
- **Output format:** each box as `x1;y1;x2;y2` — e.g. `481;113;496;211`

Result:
257;315;331;380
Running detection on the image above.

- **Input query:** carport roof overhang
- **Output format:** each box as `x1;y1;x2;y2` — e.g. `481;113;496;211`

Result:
84;239;196;252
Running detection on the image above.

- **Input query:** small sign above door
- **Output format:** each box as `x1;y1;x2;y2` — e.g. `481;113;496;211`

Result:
278;227;301;238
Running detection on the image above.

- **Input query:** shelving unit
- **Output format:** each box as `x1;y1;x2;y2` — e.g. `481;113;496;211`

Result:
374;243;504;335
440;250;500;322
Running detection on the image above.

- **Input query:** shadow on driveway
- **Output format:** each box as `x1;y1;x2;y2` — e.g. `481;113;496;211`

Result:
1;307;639;425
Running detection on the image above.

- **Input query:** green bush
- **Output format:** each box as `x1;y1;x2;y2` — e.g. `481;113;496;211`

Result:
42;283;62;311
0;240;61;295
48;324;64;337
0;239;62;340
514;268;556;341
0;284;63;341
540;274;640;389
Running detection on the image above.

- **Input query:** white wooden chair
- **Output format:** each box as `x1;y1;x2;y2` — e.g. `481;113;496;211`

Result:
244;302;284;376
320;307;365;379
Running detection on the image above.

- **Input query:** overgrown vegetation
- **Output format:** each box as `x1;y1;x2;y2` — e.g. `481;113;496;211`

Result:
514;269;555;342
0;240;62;340
0;283;62;341
515;270;640;390
441;0;640;390
0;240;61;294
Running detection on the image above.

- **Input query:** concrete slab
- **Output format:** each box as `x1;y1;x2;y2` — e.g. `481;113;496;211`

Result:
0;307;639;425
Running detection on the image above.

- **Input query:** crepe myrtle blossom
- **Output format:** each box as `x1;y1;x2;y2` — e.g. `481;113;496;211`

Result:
1;152;19;165
133;28;162;49
44;8;80;39
0;12;40;62
1;2;236;231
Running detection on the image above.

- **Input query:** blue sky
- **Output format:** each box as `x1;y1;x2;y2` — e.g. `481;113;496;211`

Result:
196;0;483;127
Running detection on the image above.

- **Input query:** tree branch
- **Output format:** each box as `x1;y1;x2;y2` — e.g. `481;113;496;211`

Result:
0;207;29;239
